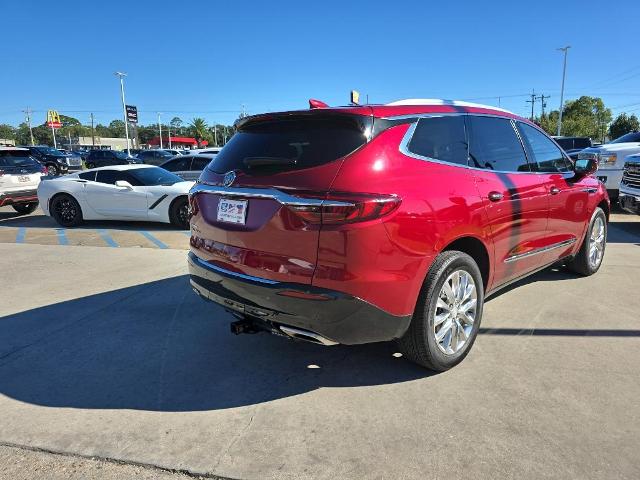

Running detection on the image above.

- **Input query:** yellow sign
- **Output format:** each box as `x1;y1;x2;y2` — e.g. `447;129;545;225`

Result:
350;90;360;105
46;110;62;128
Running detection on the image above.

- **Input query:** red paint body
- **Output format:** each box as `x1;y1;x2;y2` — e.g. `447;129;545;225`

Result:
190;103;609;321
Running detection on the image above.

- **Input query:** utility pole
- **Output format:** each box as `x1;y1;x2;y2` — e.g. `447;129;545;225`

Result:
114;72;131;156
23;108;35;145
214;125;218;146
557;46;571;136
90;113;95;147
168;124;172;149
538;94;550;119
157;112;163;149
526;90;537;121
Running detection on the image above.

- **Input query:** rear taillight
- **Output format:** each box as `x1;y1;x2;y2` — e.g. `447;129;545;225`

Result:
188;194;199;218
0;170;4;177
41;166;48;175
286;193;401;225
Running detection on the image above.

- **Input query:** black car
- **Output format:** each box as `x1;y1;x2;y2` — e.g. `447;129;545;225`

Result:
136;149;175;166
85;150;138;168
553;136;593;160
26;145;83;176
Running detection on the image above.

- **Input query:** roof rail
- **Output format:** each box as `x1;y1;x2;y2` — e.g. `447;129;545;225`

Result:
386;98;514;114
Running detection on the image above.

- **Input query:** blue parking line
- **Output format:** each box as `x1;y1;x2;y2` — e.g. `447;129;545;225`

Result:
56;228;68;246
97;229;118;248
16;227;26;243
140;231;168;249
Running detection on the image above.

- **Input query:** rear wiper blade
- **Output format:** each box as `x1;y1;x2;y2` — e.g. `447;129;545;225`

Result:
243;157;296;168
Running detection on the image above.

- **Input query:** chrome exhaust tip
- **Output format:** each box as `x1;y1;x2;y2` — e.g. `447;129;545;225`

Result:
279;326;339;346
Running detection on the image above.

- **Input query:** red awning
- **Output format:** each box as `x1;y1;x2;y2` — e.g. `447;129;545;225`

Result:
148;136;208;146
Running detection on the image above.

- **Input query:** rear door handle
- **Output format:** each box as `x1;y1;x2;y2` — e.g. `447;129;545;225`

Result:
488;191;503;202
549;186;561;195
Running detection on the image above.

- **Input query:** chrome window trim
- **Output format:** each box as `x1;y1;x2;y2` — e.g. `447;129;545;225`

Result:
190;182;353;207
504;238;576;263
397;113;576;176
192;255;280;285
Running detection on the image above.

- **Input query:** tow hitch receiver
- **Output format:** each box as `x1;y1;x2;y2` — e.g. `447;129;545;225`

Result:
230;318;261;335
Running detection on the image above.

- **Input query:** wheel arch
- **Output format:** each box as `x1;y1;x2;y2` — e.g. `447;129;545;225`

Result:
48;191;83;216
597;199;610;221
168;194;188;223
440;235;491;292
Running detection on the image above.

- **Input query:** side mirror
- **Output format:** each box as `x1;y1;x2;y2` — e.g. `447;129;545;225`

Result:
573;158;598;179
115;180;133;190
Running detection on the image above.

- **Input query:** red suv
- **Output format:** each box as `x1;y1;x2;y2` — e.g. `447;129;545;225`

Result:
188;99;608;371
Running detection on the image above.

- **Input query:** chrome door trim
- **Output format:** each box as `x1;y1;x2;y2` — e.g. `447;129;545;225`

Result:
504;238;576;263
190;182;353;207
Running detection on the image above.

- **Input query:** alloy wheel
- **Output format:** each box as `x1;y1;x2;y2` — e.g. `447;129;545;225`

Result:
589;216;605;268
433;269;477;355
54;198;77;223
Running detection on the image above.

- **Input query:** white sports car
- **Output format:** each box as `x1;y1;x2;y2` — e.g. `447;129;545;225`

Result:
38;165;194;228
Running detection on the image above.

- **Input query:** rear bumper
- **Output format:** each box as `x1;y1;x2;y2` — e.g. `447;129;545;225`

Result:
0;189;38;207
188;252;411;345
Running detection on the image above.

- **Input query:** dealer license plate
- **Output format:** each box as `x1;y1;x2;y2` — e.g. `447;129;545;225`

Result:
18;175;30;182
217;198;247;224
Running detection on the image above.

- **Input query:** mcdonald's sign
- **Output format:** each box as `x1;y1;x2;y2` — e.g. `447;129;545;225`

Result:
46;110;62;129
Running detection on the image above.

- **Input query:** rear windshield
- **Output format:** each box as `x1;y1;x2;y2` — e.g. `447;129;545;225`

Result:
610;132;640;144
207;114;372;174
0;151;40;168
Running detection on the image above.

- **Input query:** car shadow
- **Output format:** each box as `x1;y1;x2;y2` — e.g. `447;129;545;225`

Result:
0;275;430;412
0;212;186;232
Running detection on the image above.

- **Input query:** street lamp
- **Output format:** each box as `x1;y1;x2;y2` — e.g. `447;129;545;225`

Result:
114;72;131;156
556;46;571;136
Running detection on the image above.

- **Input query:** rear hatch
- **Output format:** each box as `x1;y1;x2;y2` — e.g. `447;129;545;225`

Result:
190;110;373;284
0;151;43;192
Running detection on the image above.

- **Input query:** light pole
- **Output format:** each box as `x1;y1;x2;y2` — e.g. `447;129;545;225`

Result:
114;72;131;156
157;112;163;149
556;46;570;136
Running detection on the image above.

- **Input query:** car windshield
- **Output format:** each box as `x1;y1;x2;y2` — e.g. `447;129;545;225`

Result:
610;132;640;144
37;147;65;157
128;167;183;186
0;151;40;168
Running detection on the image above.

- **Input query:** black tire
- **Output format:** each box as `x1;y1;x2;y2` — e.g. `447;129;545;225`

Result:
12;202;38;215
50;194;83;227
567;207;607;276
47;164;59;176
169;196;189;229
397;251;484;371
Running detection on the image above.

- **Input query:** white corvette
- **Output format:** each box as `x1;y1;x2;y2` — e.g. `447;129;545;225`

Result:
38;165;194;228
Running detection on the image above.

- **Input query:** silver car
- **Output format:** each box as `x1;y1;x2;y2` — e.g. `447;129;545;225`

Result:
159;154;216;181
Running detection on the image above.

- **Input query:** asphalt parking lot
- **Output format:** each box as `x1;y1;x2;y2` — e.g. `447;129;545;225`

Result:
1;205;639;480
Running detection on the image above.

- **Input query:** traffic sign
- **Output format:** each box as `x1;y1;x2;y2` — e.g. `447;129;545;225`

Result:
126;105;138;124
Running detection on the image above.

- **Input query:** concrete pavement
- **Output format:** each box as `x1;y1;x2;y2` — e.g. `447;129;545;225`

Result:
0;212;639;479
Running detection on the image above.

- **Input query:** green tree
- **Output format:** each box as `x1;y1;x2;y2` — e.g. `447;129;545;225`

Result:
14;123;33;145
109;120;126;138
608;113;640;141
95;124;111;137
537;96;611;141
189;118;210;147
0;124;16;140
170;117;183;135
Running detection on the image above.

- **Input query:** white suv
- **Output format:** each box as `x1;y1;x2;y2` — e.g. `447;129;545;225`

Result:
578;131;640;198
0;147;45;214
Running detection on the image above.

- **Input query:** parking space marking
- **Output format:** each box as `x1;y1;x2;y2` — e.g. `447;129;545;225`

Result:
97;229;119;248
139;231;168;249
16;227;26;244
56;228;69;246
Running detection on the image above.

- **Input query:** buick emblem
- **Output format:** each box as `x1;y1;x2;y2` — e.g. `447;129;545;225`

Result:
222;171;236;187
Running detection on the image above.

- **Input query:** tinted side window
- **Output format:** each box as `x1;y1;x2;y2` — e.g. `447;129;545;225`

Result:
468;116;530;172
95;170;139;185
191;157;210;171
517;123;573;173
406;116;468;165
163;158;190;171
78;171;96;181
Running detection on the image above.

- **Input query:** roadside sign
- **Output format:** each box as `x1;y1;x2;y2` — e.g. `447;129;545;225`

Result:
350;90;360;105
126;105;138;124
46;110;62;128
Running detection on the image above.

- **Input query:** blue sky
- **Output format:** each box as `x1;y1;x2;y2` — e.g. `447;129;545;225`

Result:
2;0;639;128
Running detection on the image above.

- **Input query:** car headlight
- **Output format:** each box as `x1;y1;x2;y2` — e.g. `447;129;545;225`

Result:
599;153;617;166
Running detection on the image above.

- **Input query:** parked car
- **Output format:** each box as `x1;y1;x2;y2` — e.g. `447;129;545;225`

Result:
159;154;215;181
136;149;175;165
38;165;194;229
187;99;609;371
578;131;640;199
0;147;46;214
552;136;592;160
85;149;138;169
163;149;183;156
191;147;222;155
619;154;640;215
25;145;83;176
